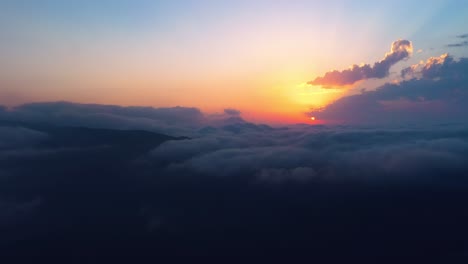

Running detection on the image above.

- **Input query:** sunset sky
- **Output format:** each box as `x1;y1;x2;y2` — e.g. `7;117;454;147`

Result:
1;0;468;123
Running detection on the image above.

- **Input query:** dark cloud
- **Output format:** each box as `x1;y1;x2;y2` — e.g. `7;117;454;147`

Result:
202;108;252;129
0;102;218;136
311;54;468;124
223;108;241;116
447;40;468;47
142;124;468;259
1;106;468;259
14;102;205;132
309;39;413;87
146;125;468;184
257;167;317;184
400;53;468;80
446;34;468;48
0;126;47;150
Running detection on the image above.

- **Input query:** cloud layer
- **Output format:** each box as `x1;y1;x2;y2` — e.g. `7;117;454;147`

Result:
148;125;468;184
309;39;413;87
2;102;468;259
0;102;255;137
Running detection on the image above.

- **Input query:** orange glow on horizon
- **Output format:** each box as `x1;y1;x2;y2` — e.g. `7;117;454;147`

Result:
0;1;416;126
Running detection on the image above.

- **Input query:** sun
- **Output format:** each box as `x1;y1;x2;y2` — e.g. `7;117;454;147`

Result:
310;116;316;121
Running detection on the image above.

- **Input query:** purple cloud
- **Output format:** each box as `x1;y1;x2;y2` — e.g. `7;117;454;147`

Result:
311;54;468;124
309;39;413;87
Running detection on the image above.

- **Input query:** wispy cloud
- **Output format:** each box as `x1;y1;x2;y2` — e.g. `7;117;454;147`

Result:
446;33;468;47
447;41;468;48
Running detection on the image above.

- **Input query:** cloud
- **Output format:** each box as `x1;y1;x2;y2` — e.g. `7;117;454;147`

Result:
0;102;241;137
149;136;253;164
0;102;269;138
401;53;468;80
8;102;205;128
311;54;468;124
401;53;451;79
446;33;468;47
223;108;241;116
309;39;413;87
0;126;47;150
145;124;468;186
447;41;468;47
2;104;468;258
183;146;315;178
257;167;317;183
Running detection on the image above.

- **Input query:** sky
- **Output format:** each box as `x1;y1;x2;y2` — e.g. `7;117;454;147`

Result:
1;0;468;124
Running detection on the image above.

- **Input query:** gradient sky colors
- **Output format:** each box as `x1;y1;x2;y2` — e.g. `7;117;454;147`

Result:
1;0;468;123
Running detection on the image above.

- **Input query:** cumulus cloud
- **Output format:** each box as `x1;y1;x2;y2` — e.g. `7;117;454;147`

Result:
309;39;413;87
311;53;468;124
401;53;467;80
